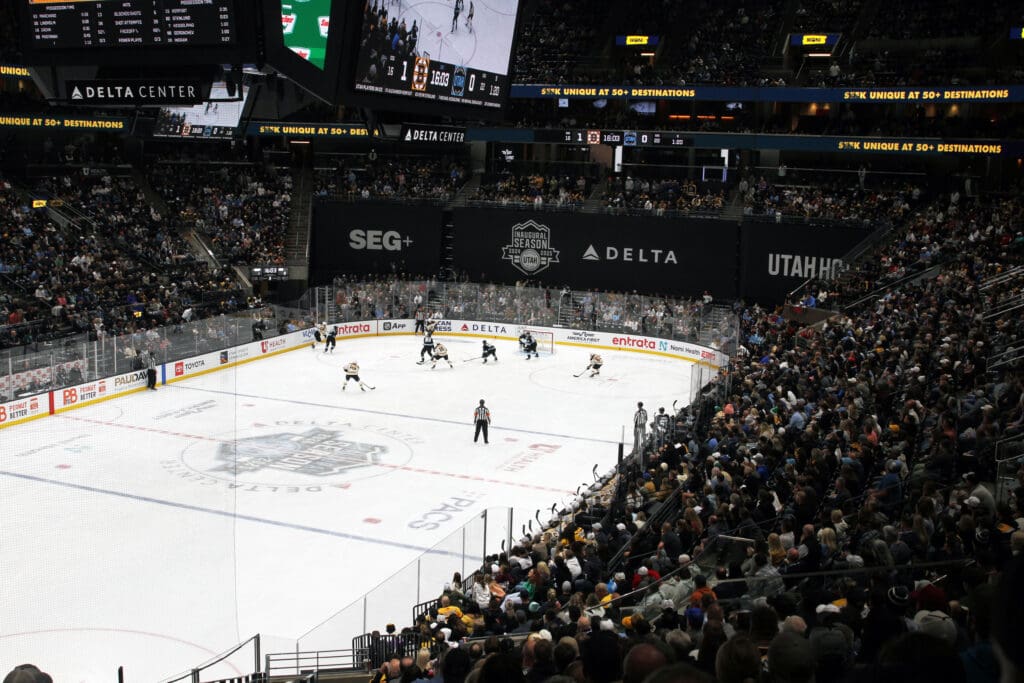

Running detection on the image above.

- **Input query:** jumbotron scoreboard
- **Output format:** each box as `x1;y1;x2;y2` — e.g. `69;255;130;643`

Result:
24;0;236;49
351;0;522;111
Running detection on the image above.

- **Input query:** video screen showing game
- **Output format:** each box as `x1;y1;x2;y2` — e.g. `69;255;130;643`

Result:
352;0;522;110
153;82;249;139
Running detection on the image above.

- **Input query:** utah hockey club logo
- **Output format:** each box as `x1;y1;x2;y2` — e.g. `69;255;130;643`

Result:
582;245;600;261
501;220;560;275
212;427;387;477
452;66;466;97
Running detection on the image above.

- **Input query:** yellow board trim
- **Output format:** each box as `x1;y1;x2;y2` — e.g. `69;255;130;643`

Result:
0;410;51;430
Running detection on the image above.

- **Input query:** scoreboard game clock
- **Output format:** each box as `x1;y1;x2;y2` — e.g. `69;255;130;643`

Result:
534;129;693;147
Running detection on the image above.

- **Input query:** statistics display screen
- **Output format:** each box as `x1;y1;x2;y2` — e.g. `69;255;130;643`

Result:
153;82;248;139
24;0;236;50
352;0;521;110
281;0;333;70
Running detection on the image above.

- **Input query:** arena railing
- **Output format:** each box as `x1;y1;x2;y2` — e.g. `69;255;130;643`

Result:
158;633;262;683
995;436;1024;504
0;302;289;402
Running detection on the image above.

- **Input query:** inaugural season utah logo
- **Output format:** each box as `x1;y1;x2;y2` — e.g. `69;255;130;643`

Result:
168;420;419;493
502;220;560;275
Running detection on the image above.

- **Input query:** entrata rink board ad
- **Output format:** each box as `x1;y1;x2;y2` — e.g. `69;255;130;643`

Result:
739;221;873;304
452;209;738;298
310;202;443;284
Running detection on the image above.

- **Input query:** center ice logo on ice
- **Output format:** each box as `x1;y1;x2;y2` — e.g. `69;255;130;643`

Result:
213;427;388;477
173;420;417;492
501;220;560;275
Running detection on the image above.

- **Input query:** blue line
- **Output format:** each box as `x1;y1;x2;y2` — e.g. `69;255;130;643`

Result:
0;470;462;557
176;385;620;446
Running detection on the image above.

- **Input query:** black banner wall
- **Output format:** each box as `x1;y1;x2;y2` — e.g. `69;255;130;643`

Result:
452;209;739;298
739;220;873;304
310;202;443;284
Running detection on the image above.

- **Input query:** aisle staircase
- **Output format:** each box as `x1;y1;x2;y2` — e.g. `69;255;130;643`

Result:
448;173;481;207
557;291;584;327
285;165;314;264
581;177;608;212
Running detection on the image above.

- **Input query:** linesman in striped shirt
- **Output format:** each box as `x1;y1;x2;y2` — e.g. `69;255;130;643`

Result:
633;401;648;454
473;399;491;444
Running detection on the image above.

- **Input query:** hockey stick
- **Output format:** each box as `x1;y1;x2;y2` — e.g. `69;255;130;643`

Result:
463;356;484;363
573;367;590;378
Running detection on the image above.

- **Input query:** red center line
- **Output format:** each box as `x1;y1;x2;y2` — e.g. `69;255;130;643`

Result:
59;414;575;495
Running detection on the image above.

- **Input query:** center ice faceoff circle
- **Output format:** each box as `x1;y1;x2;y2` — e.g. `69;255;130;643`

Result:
172;419;419;492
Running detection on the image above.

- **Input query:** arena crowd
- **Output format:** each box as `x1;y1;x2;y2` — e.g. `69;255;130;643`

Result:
353;190;1024;683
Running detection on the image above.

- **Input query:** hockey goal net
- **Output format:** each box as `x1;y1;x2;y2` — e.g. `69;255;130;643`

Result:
520;328;555;354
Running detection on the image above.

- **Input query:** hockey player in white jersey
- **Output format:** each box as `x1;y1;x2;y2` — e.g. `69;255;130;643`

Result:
431;343;454;369
311;322;327;350
343;361;374;391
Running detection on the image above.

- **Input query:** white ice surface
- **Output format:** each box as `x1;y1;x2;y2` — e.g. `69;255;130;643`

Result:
404;0;520;74
0;335;692;681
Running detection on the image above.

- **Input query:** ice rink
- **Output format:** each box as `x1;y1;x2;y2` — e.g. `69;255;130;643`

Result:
0;334;694;681
401;0;520;73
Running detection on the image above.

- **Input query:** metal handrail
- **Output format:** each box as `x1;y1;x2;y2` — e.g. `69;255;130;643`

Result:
159;634;261;683
842;262;944;312
987;347;1023;373
266;648;368;678
979;265;1024;291
983;297;1024;321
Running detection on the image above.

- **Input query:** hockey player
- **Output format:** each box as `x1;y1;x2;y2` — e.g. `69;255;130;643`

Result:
464;0;474;32
520;332;539;359
418;329;436;363
587;353;603;377
431;343;453;369
343;361;374;391
450;0;462;32
324;325;337;353
311;321;327;350
481;340;498;363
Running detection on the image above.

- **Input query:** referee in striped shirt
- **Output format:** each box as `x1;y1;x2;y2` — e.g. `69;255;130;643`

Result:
633;401;648;455
474;399;491;444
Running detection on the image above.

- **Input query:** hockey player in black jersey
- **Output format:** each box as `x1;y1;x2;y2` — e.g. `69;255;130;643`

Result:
481;340;498;363
520;332;538;359
324;326;337;353
418;330;436;363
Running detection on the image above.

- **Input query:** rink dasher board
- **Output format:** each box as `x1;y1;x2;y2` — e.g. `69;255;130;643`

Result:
0;318;726;429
